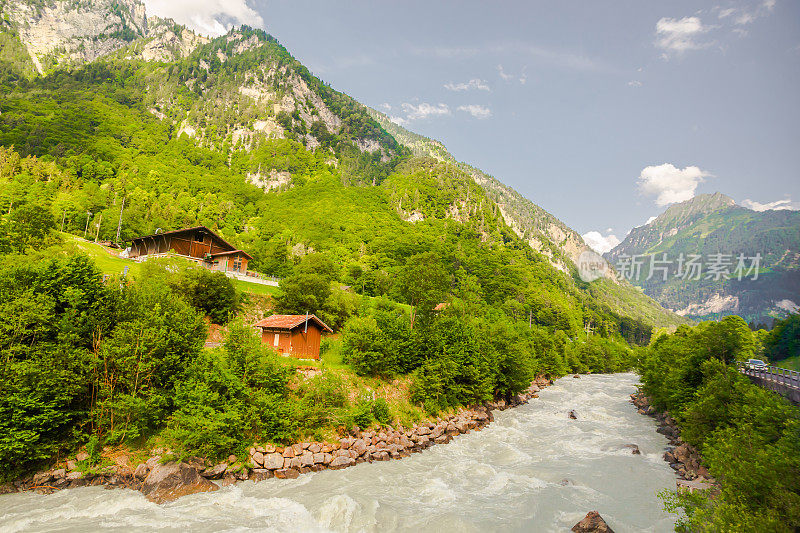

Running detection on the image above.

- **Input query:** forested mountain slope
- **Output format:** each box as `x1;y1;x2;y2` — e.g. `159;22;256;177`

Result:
367;109;681;327
606;193;800;323
0;0;680;329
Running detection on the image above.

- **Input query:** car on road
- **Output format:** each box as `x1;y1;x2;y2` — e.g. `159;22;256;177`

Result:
745;359;768;370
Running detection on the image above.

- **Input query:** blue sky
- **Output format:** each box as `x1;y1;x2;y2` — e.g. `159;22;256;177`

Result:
145;0;800;252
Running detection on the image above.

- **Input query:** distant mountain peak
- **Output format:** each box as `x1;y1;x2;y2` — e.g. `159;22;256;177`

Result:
647;192;736;229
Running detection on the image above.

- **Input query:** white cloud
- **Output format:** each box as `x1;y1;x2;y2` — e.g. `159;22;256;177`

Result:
628;80;643;87
655;16;710;55
497;64;514;81
646;216;658;225
718;0;776;26
389;115;408;127
741;197;800;211
457;104;492;119
582;231;622;254
399;102;451;121
444;78;490;92
144;0;263;36
379;103;392;112
638;163;710;206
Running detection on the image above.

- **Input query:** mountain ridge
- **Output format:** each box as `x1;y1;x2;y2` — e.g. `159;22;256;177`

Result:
606;192;800;322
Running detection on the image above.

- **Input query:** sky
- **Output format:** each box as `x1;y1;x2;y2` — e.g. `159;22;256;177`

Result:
144;0;800;253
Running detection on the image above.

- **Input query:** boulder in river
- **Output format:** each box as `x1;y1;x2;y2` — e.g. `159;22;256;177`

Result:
571;511;615;532
568;410;578;420
140;463;218;504
622;444;641;455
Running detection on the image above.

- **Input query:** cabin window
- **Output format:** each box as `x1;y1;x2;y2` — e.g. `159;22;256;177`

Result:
273;333;280;347
233;256;242;271
196;232;204;243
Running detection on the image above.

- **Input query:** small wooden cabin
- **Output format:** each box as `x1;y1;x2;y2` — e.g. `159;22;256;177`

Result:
254;314;333;360
129;226;252;273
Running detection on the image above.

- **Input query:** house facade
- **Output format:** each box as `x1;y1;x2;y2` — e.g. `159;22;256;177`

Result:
128;226;252;274
253;314;333;360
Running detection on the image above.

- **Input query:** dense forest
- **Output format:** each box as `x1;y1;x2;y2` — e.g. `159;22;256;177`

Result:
638;317;800;531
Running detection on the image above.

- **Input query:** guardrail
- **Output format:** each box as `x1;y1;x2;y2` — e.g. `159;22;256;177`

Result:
737;362;800;390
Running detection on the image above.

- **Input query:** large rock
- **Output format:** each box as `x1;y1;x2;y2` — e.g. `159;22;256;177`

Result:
571;511;615;533
622;444;641;455
263;453;284;470
329;456;355;470
140;463;218;504
351;439;368;456
201;462;227;479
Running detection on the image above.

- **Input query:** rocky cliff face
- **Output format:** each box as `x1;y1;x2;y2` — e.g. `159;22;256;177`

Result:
2;0;146;73
367;108;612;278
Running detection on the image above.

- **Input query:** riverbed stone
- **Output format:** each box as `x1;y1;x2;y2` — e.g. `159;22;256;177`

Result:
250;469;273;482
568;410;578;420
329;456;355;469
274;468;299;479
622;444;641;455
571;511;615;532
251;452;265;467
263;453;283;470
134;463;149;480
141;463;218;504
351;439;368;456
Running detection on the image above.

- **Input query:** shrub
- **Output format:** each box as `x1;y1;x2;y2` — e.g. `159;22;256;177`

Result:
371;398;393;426
350;399;374;428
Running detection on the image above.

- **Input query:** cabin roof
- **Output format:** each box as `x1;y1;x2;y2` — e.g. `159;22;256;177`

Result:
131;225;237;251
254;314;333;333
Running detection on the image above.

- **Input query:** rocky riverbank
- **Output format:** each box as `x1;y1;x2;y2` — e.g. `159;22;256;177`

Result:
1;378;553;503
630;391;716;486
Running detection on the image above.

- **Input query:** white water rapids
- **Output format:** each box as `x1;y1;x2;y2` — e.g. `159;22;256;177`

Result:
0;373;678;532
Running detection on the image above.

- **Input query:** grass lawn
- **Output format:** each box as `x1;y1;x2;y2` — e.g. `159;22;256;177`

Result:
62;233;281;296
774;355;800;371
234;279;280;296
62;233;141;277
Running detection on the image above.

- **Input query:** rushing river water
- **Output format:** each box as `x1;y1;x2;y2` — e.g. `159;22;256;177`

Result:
0;373;678;532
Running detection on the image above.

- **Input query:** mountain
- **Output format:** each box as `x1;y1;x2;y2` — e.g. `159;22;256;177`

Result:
0;0;682;330
606;193;800;323
366;109;683;327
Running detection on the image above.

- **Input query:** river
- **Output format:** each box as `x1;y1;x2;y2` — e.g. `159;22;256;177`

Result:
0;373;677;532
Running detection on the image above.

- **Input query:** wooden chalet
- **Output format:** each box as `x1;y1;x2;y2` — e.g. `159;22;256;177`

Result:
128;226;252;274
254;314;333;360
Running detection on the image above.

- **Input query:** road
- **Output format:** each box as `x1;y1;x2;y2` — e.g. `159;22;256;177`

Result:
741;366;800;389
739;364;800;404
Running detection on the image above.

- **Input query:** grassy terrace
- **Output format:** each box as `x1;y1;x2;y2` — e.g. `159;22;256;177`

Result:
61;233;280;296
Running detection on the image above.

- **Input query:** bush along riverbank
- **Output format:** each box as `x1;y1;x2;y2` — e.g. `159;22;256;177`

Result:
630;391;716;487
1;378;552;503
637;317;800;531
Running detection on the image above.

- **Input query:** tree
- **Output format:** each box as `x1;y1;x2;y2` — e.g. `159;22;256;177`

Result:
396;252;449;327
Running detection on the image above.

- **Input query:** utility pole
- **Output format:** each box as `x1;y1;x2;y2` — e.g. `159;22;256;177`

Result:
115;196;125;244
94;213;103;243
529;309;532;329
83;211;92;239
